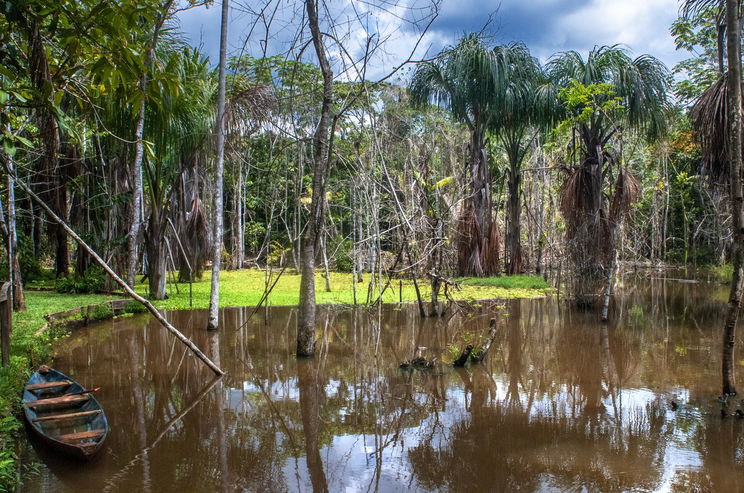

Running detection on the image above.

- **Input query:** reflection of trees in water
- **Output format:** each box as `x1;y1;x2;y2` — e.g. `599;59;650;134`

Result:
37;281;741;492
408;398;670;492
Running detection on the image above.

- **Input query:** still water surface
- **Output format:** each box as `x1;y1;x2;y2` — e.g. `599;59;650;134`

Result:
20;273;744;492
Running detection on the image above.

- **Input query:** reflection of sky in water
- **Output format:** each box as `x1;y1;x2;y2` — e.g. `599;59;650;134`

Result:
19;276;744;492
229;380;710;492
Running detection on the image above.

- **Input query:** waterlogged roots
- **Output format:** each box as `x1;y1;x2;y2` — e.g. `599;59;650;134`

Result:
457;203;500;277
560;164;640;306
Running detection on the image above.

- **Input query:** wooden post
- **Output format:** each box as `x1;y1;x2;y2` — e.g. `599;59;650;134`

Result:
0;282;11;367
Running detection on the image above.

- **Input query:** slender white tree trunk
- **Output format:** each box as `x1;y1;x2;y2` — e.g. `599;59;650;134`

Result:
207;0;230;330
5;137;24;311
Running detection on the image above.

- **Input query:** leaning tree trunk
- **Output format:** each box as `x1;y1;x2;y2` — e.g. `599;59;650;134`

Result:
722;0;743;396
207;0;230;331
297;0;333;357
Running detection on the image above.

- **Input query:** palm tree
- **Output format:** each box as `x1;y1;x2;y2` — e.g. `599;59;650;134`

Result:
489;43;558;274
410;34;501;276
684;0;743;396
547;45;669;306
142;47;216;299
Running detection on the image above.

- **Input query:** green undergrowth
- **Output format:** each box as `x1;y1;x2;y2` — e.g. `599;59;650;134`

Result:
708;264;733;283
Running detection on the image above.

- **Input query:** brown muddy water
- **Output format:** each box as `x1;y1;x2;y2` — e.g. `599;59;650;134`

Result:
18;274;744;492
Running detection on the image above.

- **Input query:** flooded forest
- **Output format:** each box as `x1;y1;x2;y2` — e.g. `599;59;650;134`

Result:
1;0;744;491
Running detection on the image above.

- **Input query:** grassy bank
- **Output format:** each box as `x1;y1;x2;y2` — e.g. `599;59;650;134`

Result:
0;269;548;489
131;270;550;310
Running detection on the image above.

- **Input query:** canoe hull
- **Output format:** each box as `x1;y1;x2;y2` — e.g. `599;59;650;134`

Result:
22;367;108;460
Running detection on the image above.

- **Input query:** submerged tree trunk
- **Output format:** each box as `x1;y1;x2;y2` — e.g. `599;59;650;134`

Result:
297;0;333;357
297;358;329;492
207;0;230;331
722;0;743;396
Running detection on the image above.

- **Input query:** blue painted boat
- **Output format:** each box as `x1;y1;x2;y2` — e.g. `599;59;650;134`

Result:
22;366;108;459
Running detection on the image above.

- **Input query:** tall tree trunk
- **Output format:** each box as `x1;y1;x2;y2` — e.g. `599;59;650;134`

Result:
722;0;743;396
460;126;496;276
506;158;522;275
6;147;24;311
147;211;167;300
297;0;333;357
207;0;230;331
29;19;69;278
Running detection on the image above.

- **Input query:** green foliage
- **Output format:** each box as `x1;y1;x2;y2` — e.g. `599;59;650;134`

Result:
333;240;354;272
670;6;722;105
709;264;733;282
557;81;623;129
55;266;106;294
88;304;113;322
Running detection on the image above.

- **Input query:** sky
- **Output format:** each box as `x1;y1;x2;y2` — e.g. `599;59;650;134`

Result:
176;0;689;81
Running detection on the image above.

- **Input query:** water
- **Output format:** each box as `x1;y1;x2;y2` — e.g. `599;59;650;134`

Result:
19;273;744;492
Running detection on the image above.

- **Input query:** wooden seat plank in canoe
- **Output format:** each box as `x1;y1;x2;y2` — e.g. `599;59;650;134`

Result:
55;429;105;443
26;394;89;410
32;410;101;423
26;380;73;391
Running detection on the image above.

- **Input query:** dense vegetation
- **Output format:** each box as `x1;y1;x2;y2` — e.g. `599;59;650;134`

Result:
1;0;744;489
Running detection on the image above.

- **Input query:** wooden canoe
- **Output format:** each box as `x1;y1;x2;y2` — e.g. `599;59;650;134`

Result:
22;366;109;459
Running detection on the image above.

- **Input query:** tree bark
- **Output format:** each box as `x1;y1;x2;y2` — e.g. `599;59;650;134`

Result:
722;0;743;396
506;159;522;275
207;0;230;331
5;147;24;311
146;210;167;300
128;0;175;287
460;126;496;276
297;0;333;357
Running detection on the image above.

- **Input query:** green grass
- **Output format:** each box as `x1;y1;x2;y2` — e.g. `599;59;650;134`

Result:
456;274;550;290
129;269;549;310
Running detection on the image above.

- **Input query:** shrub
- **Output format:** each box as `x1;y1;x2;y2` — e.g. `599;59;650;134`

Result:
55;266;106;294
123;300;148;314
